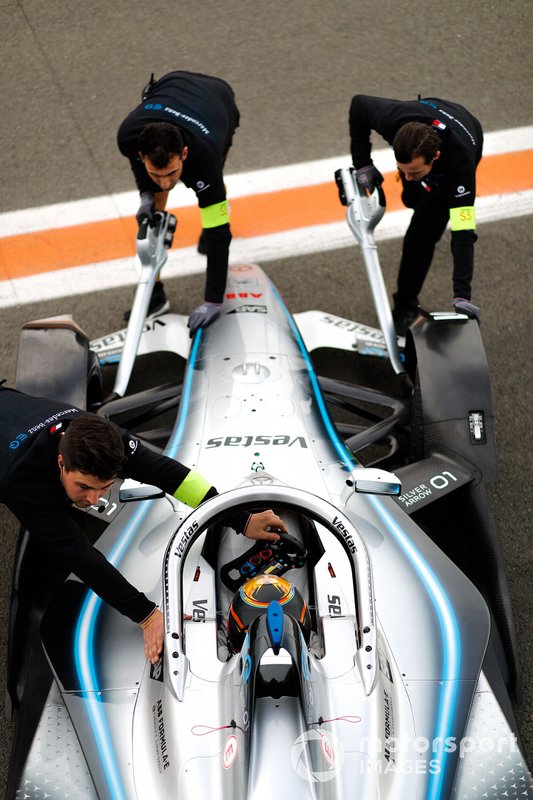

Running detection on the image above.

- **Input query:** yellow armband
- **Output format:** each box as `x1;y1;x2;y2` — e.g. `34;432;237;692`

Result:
173;470;212;507
449;206;476;231
200;201;230;229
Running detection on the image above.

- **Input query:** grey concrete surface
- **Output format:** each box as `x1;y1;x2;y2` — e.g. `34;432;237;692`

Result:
1;1;532;211
0;1;532;796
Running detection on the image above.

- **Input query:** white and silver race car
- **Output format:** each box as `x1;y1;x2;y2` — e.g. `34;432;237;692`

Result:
6;174;532;799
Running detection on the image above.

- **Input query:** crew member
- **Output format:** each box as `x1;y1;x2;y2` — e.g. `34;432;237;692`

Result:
349;94;483;334
117;70;240;333
0;387;285;664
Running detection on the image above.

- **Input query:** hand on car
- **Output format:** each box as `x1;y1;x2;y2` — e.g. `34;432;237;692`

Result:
140;607;164;664
243;509;288;542
188;302;222;336
453;298;481;322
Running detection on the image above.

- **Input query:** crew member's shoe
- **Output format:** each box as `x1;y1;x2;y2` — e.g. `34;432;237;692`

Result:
123;281;170;323
392;295;420;338
392;307;419;337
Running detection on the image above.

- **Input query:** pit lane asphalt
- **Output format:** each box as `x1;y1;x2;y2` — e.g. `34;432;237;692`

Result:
1;1;532;793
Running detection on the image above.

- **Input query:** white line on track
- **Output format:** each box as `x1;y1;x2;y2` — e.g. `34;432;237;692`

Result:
0;126;532;308
1;126;532;237
2;189;532;309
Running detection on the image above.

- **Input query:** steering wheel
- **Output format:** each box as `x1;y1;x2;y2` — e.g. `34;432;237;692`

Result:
220;532;307;593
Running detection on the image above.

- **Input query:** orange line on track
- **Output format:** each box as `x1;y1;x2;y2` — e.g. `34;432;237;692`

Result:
1;150;532;282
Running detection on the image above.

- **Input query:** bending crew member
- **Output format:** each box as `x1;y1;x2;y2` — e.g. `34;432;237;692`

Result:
0;387;285;665
349;94;483;335
117;70;240;333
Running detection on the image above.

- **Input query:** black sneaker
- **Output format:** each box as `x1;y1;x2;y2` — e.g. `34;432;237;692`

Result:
123;281;170;323
392;305;420;337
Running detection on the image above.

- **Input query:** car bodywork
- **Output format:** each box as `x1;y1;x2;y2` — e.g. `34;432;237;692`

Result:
5;184;532;798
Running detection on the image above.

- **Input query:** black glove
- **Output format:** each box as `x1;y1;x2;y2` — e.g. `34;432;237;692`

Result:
355;164;384;196
453;298;481;322
136;192;155;226
188;302;222;336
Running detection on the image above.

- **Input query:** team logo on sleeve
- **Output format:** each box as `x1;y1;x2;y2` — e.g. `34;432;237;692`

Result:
129;438;139;453
9;434;27;450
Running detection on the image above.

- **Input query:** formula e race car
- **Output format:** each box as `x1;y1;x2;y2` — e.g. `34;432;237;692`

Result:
5;173;532;799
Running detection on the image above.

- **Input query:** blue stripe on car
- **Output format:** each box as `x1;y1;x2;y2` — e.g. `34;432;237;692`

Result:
76;299;461;799
74;330;204;797
275;286;461;798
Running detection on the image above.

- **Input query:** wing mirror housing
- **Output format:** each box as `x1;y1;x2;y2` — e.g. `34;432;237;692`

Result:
351;467;402;496
119;480;165;502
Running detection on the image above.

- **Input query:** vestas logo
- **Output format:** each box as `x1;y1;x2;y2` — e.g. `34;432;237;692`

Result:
191;598;208;622
91;318;166;353
332;516;357;554
174;520;199;559
207;435;307;449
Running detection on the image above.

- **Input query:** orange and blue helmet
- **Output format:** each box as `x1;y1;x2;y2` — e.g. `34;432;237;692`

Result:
227;574;311;651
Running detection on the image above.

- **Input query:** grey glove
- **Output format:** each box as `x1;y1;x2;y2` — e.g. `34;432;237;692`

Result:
453;298;481;322
136;192;155;226
188;302;222;336
355;164;384;196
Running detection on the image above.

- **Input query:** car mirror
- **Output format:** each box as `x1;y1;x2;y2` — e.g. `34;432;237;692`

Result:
119;481;165;502
351;468;402;496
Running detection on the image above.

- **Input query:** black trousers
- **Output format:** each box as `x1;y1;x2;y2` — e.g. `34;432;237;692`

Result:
395;181;450;309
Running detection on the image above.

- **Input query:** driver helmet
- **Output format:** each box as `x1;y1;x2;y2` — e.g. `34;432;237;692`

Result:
227;574;311;651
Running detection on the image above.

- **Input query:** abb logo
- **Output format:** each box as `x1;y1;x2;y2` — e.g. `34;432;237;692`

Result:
225;292;263;299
